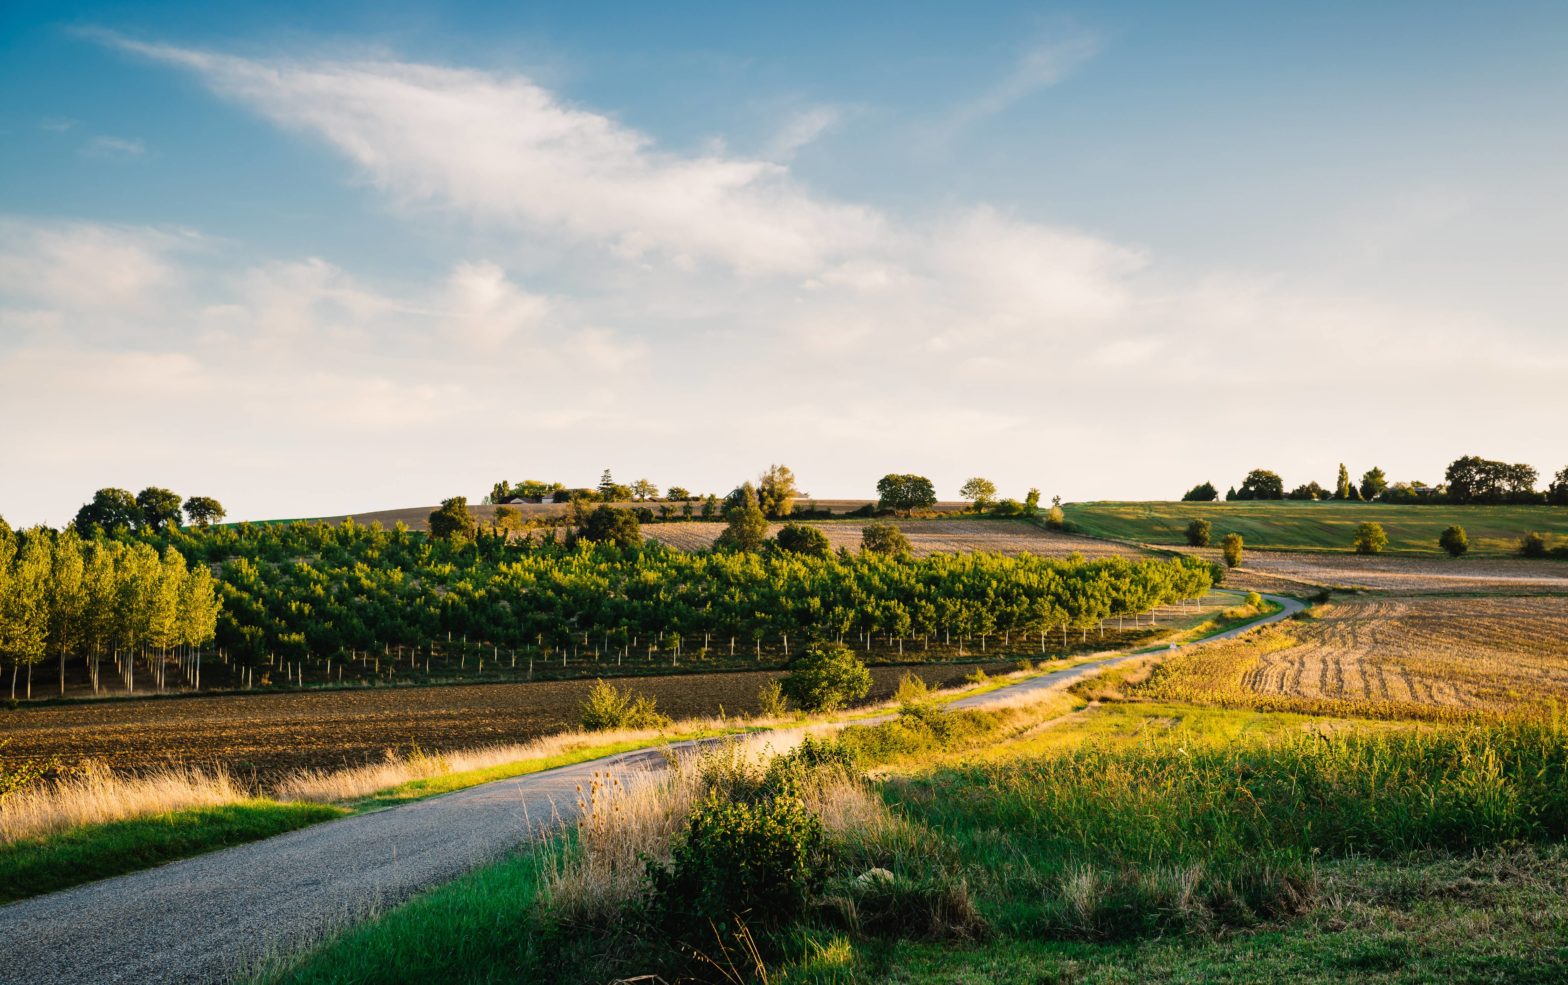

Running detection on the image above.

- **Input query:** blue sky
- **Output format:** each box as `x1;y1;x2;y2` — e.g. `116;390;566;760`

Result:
2;1;1565;525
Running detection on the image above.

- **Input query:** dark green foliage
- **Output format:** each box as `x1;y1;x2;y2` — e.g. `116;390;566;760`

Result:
1287;481;1326;500
876;474;937;514
1182;482;1218;502
182;496;226;528
1359;467;1388;501
781;643;871;712
1550;468;1568;507
715;487;768;552
861;521;911;557
1236;470;1284;501
578;679;670;730
1185;519;1211;547
1446;455;1542;504
1353;521;1388;555
1221;532;1243;568
73;488;141;534
1439;525;1469;557
140;521;1213;679
427;496;477;540
990;498;1024;516
1023;488;1041;514
579;506;641;547
959;477;997;511
1335;463;1352;500
134;487;184;532
774;523;831;558
1521;531;1548;558
645;793;829;933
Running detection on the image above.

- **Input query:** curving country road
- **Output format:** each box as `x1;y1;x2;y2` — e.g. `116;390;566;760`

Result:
0;593;1302;985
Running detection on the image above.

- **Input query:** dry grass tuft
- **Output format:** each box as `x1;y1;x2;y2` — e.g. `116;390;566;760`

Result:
0;763;247;843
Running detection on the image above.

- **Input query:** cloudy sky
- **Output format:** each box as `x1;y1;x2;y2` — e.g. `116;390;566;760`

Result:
2;1;1565;526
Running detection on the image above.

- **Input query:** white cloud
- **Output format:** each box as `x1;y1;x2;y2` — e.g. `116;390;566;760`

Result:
82;135;146;158
767;106;843;159
928;33;1100;142
108;37;883;276
0;219;184;315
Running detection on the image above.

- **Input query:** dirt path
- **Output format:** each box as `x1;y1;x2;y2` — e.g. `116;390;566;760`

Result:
0;595;1301;985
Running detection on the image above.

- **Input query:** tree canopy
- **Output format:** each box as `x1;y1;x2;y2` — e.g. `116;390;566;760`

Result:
183;496;226;528
959;477;998;511
1182;482;1218;502
428;497;477;540
876;474;937;514
1236;470;1284;501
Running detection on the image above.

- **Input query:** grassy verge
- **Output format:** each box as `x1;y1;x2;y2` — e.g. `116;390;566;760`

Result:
0;800;346;902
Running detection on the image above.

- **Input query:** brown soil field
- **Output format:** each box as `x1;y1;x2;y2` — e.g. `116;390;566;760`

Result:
0;661;1015;781
1139;593;1568;719
647;518;1148;559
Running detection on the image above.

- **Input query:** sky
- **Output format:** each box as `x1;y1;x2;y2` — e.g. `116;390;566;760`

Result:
2;1;1566;527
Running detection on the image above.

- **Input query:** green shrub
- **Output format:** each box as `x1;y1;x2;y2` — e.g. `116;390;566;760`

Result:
1522;531;1548;558
781;644;872;712
1221;533;1243;568
1439;524;1469;557
755;679;790;717
577;679;671;731
775;523;832;558
645;793;830;934
860;522;912;557
1185;519;1211;548
1353;521;1388;555
963;668;989;686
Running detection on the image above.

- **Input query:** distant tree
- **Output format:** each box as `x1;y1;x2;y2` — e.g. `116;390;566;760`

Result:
1224;486;1238;502
1221;533;1244;568
182;496;226;528
875;474;937;515
492;505;526;536
580;506;642;547
959;477;998;512
1023;488;1041;515
775;523;832;558
715;489;768;552
1344;482;1363;502
1334;464;1352;500
700;494;719;520
780;643;871;712
666;486;692;502
1186;519;1211;547
1353;522;1388;555
73;488;142;534
1447;455;1540;504
1521;532;1548;558
631;479;659;502
758;464;800;519
1182;482;1218;502
1359;467;1388;501
428;497;477;540
598;469;616;500
135;487;185;532
1237;470;1285;501
991;498;1024;516
1547;468;1568;507
861;522;912;557
1439;525;1469;557
1045;503;1066;530
1287;482;1326;501
485;480;511;505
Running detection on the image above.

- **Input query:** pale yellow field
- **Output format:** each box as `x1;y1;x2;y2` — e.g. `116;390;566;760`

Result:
1137;594;1568;719
1175;547;1568;595
645;518;1148;559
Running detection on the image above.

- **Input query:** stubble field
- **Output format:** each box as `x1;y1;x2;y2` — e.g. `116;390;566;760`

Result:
1137;593;1568;719
647;517;1147;558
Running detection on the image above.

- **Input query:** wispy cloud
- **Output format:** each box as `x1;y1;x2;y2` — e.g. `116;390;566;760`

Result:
927;33;1100;144
40;117;78;133
82;135;146;159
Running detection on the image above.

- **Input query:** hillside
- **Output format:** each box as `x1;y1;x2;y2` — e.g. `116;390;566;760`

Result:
1064;500;1567;556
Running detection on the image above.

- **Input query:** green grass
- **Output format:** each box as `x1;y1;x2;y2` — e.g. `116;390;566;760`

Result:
1064;500;1567;555
0;800;346;902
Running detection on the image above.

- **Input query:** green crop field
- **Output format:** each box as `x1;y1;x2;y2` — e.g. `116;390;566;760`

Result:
1063;500;1568;556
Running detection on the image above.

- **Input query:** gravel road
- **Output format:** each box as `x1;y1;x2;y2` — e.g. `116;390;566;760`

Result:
0;594;1301;984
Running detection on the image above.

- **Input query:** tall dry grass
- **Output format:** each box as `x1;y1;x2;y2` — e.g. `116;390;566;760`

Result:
0;763;247;843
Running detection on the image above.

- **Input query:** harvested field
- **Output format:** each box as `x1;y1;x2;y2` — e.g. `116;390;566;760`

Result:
274;499;971;532
647;518;1148;559
1138;594;1568;719
0;661;1015;781
1199;549;1568;595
